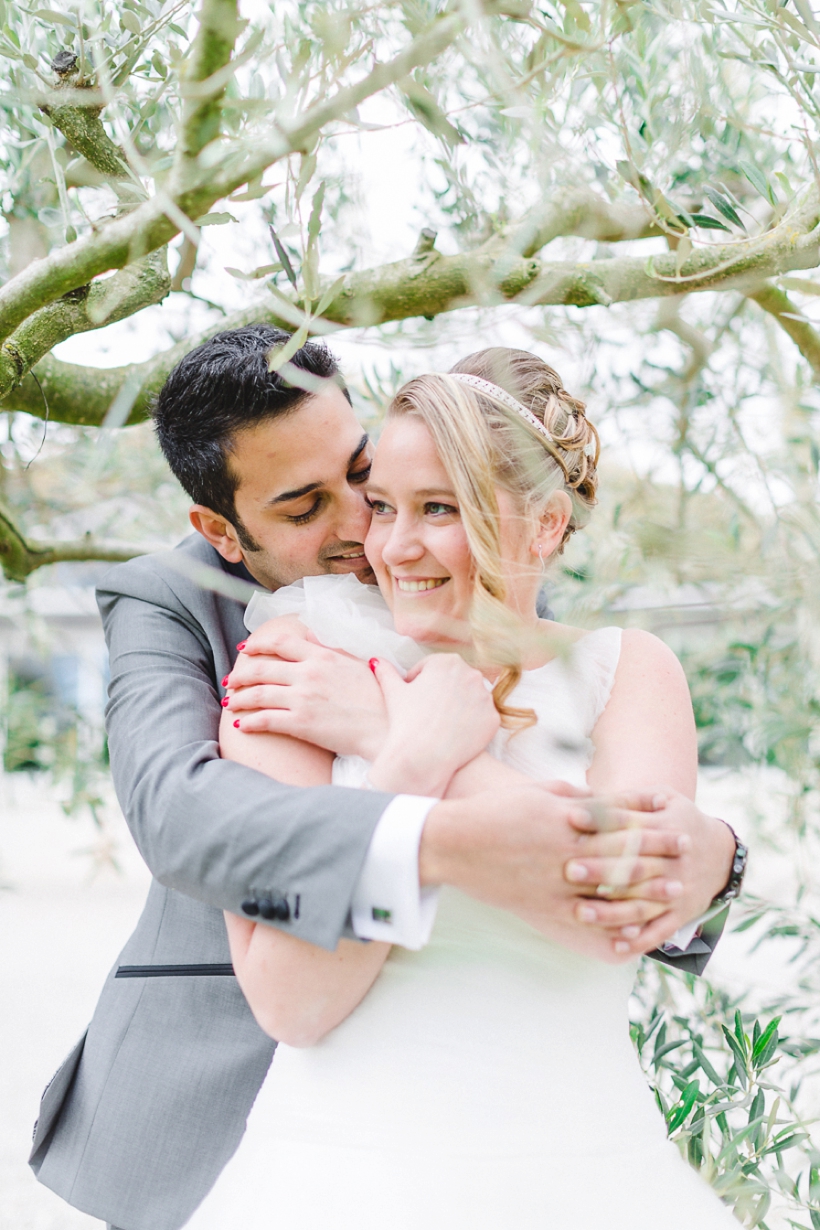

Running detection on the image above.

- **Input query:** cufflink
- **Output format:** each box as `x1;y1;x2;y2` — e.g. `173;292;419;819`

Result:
372;907;392;923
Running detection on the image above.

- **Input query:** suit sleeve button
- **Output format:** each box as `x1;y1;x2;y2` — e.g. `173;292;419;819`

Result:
272;895;290;922
257;897;276;920
241;898;260;917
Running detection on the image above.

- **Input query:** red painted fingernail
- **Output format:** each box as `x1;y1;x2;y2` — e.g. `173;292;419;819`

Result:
368;658;378;673
221;676;229;687
221;697;229;707
233;719;240;728
236;641;246;651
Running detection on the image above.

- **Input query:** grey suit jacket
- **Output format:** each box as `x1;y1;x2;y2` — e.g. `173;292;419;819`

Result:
30;533;724;1230
30;534;392;1230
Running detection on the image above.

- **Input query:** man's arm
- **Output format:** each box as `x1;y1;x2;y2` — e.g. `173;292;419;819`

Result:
225;619;732;962
97;554;390;952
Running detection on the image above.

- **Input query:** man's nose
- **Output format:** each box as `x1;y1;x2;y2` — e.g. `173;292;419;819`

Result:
334;482;371;544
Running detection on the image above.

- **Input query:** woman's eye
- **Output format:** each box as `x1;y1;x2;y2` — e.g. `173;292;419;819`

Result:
287;498;323;525
425;502;458;517
366;498;391;515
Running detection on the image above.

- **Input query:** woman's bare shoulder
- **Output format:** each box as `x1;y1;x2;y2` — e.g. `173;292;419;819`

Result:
618;627;686;674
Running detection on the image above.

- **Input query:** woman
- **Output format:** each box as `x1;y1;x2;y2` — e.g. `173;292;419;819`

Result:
188;349;737;1228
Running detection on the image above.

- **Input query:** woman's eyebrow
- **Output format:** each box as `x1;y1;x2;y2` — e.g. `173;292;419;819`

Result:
365;484;457;499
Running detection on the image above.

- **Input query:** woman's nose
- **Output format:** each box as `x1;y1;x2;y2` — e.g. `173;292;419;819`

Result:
381;516;425;567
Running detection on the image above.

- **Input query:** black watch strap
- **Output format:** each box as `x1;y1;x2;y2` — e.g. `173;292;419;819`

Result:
711;822;748;906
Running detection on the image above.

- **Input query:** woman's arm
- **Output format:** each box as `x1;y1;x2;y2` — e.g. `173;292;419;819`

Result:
219;714;391;1048
588;628;697;798
222;651;503;1045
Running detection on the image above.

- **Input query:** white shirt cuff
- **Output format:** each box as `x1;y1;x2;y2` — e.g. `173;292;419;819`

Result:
663;917;702;953
351;794;440;950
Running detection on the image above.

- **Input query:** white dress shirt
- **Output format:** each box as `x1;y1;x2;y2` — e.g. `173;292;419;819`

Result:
350;795;440;949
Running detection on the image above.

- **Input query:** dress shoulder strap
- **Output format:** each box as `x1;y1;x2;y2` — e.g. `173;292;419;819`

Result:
571;627;623;733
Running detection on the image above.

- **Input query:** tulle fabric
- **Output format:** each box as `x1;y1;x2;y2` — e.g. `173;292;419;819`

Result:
244;573;428;674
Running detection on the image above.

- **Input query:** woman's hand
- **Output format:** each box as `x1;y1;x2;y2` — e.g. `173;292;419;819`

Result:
366;655;501;796
225;616;388;760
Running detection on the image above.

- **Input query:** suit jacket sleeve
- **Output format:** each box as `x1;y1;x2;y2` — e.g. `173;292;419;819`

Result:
96;549;391;951
648;906;729;976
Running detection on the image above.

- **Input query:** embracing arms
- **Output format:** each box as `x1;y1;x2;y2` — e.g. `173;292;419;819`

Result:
219;652;502;1044
221;626;734;1045
226;619;736;962
96;543;390;950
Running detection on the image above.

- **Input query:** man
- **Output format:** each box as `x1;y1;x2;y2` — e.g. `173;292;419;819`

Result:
30;325;741;1230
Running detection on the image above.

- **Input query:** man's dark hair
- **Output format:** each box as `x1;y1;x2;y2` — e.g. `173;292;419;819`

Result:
154;324;347;546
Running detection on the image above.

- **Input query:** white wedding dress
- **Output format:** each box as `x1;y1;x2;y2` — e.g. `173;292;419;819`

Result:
188;575;737;1230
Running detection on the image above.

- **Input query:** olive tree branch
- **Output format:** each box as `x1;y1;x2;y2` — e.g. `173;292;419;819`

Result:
6;193;820;425
513;187;663;258
0;12;465;351
0;250;171;402
188;10;466;200
178;0;242;163
0;500;144;583
41;94;132;182
746;283;820;376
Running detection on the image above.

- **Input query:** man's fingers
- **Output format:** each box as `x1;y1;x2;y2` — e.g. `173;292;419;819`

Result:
577;828;690;859
605;790;672;813
565;855;673;889
575;898;668;928
567;804;660;835
567;794;673;833
606;876;685;903
610;911;683;957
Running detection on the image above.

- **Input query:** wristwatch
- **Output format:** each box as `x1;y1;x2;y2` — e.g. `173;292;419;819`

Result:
711;822;748;906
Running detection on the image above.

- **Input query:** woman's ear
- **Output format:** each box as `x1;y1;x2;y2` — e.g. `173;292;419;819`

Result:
189;505;244;563
530;491;572;563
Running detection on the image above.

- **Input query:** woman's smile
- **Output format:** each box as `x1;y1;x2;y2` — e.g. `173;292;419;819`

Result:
393;575;450;594
363;416;475;643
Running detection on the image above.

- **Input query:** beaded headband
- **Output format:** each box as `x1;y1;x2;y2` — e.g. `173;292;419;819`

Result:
448;372;596;458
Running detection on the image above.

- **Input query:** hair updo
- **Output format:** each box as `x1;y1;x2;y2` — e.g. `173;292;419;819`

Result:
386;347;599;727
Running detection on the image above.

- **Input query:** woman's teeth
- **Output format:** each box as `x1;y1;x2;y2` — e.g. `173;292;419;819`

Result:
396;578;448;592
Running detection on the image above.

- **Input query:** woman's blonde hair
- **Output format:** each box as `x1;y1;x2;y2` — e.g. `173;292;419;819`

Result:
387;347;599;727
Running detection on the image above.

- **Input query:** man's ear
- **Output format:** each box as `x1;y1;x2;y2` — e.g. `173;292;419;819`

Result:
531;491;572;562
189;505;244;564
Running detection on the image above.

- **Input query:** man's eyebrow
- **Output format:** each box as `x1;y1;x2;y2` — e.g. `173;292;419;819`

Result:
348;434;370;468
267;435;371;506
268;481;322;506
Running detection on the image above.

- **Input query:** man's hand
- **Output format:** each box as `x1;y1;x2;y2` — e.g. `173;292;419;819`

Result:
226;617;387;759
419;787;686;963
564;791;736;956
